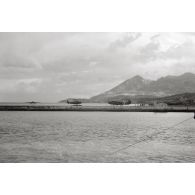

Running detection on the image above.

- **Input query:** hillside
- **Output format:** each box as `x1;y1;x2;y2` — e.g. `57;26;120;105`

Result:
90;73;195;102
157;93;195;105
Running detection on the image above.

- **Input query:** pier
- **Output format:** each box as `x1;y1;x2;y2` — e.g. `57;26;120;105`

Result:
0;105;195;112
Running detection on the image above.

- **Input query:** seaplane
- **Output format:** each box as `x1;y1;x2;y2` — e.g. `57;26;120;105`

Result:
67;98;82;106
108;99;131;105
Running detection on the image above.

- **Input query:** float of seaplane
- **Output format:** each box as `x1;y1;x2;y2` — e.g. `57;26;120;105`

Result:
67;98;82;105
108;99;131;105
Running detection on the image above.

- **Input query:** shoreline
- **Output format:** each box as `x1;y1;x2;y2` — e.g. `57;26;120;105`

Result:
0;105;195;112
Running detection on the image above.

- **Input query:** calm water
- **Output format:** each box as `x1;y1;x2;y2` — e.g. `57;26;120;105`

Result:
0;111;194;162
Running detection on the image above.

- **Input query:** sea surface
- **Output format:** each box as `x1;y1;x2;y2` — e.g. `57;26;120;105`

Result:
0;111;194;162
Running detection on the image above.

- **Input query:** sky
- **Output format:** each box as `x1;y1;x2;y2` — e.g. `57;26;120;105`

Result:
0;32;195;102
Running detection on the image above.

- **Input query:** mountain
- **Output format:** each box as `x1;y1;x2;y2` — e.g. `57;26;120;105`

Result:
90;72;195;102
105;75;152;95
145;72;195;96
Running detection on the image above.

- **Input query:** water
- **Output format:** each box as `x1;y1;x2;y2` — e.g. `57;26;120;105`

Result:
0;111;194;162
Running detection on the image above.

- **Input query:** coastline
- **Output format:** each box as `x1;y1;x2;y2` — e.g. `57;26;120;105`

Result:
0;105;195;112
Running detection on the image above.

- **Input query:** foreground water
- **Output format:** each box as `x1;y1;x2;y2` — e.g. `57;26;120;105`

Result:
0;111;194;162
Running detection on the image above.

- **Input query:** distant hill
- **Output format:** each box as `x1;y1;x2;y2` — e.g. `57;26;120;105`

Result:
90;73;195;102
157;93;195;105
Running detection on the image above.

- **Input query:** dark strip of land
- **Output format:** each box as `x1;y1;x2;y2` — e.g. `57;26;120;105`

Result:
0;105;195;112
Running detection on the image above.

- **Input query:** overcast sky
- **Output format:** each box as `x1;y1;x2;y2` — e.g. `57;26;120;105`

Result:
0;32;195;102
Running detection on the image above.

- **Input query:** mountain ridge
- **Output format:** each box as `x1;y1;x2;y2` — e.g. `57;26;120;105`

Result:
90;72;195;102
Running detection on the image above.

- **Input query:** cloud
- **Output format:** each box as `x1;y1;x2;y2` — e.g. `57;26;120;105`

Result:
108;32;141;50
0;32;195;101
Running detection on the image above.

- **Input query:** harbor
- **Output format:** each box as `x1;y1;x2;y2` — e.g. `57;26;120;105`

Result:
0;111;194;163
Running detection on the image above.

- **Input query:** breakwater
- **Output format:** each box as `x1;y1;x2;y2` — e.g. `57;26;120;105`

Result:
0;105;195;112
